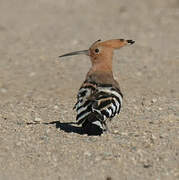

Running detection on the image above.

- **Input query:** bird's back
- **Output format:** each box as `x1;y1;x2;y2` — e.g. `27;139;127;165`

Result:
73;74;123;134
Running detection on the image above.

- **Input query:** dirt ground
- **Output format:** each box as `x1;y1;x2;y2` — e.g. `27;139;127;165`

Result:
0;0;179;180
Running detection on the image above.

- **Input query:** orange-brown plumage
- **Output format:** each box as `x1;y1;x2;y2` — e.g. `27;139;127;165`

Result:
88;39;129;72
59;38;135;135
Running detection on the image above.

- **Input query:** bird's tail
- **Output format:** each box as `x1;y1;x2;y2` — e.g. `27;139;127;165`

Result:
82;120;104;136
81;112;106;136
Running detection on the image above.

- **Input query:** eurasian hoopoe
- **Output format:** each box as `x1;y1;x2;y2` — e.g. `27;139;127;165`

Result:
59;39;135;135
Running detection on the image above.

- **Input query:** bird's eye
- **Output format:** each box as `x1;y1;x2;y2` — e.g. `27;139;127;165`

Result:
95;48;99;53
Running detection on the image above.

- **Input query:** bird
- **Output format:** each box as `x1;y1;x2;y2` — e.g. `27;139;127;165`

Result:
59;39;135;135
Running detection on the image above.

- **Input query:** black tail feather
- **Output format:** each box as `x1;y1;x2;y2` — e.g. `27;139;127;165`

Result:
82;121;103;136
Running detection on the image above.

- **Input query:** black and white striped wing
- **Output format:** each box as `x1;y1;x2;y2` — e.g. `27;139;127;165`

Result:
73;86;94;124
91;87;123;121
74;84;123;128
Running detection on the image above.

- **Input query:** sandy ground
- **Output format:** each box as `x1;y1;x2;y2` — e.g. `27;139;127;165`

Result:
0;0;179;180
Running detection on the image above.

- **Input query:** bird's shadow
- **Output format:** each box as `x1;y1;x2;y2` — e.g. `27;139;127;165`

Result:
27;120;103;136
43;121;85;135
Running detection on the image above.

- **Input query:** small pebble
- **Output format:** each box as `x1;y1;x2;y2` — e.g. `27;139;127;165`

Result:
151;98;157;103
143;163;151;168
136;71;142;76
0;88;7;93
54;105;59;110
34;117;42;123
95;156;101;161
29;72;36;77
113;130;119;134
84;151;91;157
16;141;22;146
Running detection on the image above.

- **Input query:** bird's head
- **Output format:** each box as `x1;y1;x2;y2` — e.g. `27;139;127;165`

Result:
59;39;135;69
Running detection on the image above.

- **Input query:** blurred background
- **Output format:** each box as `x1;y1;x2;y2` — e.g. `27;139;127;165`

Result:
0;0;179;101
0;0;178;180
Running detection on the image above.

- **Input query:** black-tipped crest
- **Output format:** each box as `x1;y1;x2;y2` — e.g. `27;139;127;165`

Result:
127;40;135;44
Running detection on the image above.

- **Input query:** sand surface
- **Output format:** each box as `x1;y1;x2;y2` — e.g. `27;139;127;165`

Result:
0;0;179;179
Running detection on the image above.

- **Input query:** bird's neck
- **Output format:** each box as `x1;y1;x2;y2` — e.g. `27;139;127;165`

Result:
89;63;112;74
89;55;113;73
86;64;117;86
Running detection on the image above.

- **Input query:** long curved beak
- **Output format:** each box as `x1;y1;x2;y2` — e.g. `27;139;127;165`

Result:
59;50;89;58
